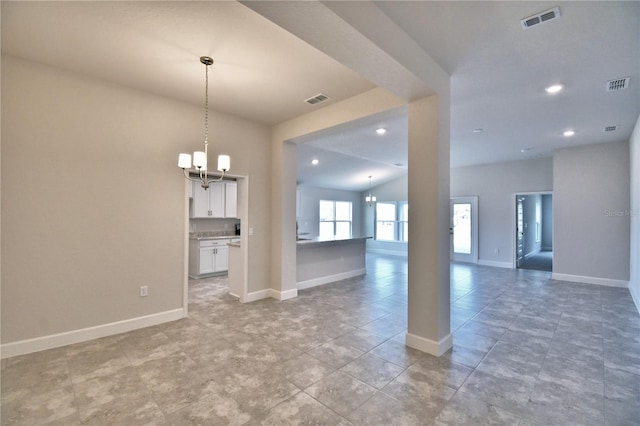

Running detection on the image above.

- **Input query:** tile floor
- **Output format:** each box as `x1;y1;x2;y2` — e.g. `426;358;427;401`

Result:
2;254;639;425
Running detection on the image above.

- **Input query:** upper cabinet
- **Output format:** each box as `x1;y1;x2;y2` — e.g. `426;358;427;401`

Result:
225;181;237;218
191;181;238;219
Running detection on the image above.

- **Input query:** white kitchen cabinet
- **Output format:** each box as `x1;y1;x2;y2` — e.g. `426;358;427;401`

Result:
191;181;237;218
225;182;238;218
189;238;230;278
192;181;224;218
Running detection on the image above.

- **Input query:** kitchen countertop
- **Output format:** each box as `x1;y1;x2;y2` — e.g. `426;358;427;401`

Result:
189;232;240;241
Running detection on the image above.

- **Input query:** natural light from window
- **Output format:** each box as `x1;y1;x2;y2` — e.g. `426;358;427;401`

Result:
375;202;408;242
319;200;352;238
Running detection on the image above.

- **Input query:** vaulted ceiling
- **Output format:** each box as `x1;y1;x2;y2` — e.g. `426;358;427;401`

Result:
3;1;638;192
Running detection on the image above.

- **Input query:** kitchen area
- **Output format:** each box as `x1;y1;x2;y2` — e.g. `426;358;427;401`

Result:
187;179;243;297
187;174;373;302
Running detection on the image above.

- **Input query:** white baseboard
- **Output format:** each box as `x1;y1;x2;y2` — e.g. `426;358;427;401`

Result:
1;308;185;359
297;269;366;290
367;248;408;257
524;249;541;258
244;289;271;303
478;259;513;269
245;288;298;302
630;283;640;314
551;272;629;288
269;288;298;301
405;332;453;357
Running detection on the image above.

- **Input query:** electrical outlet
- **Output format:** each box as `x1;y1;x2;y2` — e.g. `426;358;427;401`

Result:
494;248;500;254
139;286;148;297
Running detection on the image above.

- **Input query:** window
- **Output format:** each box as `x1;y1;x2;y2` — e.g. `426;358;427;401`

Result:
319;200;352;238
376;202;408;242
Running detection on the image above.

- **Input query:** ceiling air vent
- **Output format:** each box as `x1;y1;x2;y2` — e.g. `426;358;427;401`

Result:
305;93;331;105
604;125;618;132
521;7;560;29
607;77;630;92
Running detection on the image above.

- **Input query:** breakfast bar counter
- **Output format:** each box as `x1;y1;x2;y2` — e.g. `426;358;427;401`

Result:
296;236;370;290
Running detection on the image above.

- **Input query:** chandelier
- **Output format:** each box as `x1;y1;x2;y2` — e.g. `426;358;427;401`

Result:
178;56;230;189
365;175;377;206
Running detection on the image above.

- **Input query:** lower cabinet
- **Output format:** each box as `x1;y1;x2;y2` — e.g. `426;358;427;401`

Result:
189;239;230;278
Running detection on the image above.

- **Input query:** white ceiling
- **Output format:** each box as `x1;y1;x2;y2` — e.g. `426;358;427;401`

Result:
296;106;408;191
2;1;639;192
376;1;640;167
1;1;375;126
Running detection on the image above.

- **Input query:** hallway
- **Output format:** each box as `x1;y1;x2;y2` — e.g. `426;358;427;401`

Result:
517;250;553;272
2;255;639;425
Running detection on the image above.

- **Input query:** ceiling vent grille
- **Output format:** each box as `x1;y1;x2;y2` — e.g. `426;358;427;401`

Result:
607;77;630;92
604;125;618;132
305;93;331;105
521;7;560;29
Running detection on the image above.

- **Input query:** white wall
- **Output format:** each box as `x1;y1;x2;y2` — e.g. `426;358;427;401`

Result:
629;115;640;312
296;186;363;237
451;158;553;267
553;141;630;285
362;175;408;255
1;56;271;348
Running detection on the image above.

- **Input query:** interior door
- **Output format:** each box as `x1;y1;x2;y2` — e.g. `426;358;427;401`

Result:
516;197;525;268
450;197;478;263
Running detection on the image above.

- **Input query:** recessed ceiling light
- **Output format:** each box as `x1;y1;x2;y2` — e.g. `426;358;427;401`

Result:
472;128;483;133
311;159;319;165
376;128;387;135
563;130;575;137
545;84;563;94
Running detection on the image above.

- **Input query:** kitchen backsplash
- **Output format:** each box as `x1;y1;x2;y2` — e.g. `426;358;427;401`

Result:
190;218;239;233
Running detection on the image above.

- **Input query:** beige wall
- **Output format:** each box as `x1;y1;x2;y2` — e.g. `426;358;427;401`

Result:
554;141;630;283
1;55;271;344
451;158;553;267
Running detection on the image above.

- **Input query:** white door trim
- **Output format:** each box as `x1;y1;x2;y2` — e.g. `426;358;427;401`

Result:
183;174;250;312
511;191;553;269
450;196;478;264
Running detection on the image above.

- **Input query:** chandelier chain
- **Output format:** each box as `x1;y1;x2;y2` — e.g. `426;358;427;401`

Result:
204;62;209;145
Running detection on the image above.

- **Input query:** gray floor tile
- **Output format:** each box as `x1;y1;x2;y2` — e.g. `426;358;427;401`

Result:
305;371;377;417
433;389;521;426
308;340;365;369
274;353;335;389
369;339;430;368
331;329;389;352
262;391;346;426
339;352;405;389
348;391;433;425
3;255;640;426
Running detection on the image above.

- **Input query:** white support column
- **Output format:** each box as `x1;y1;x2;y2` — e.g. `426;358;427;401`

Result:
406;94;452;356
270;139;298;301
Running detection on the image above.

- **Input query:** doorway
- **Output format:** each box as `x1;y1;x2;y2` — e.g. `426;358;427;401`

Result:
450;196;478;263
514;193;553;272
